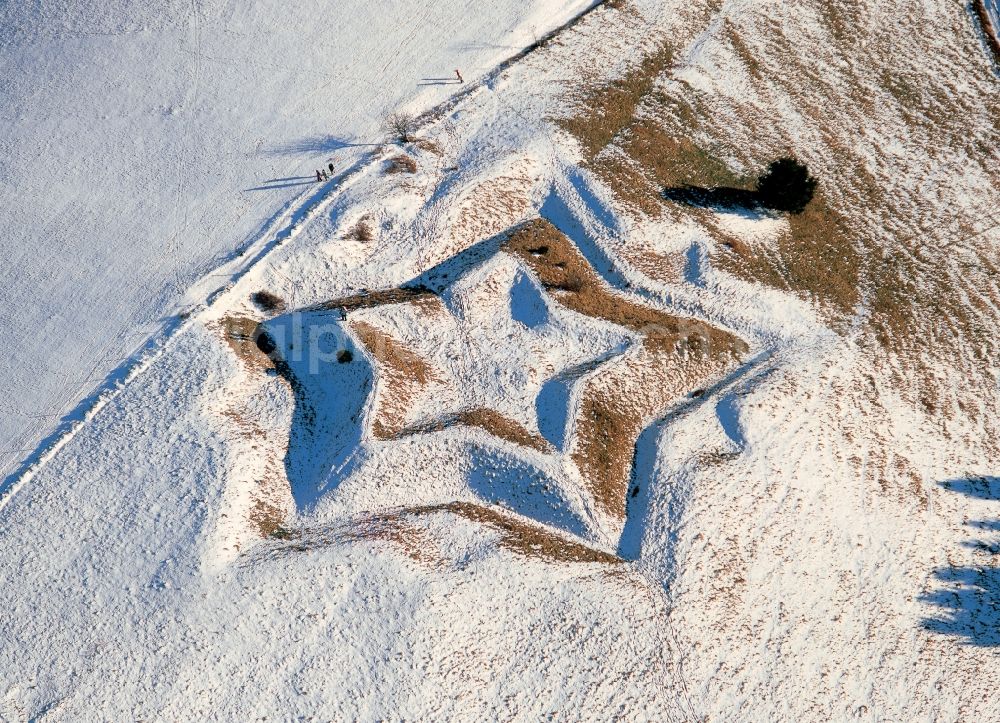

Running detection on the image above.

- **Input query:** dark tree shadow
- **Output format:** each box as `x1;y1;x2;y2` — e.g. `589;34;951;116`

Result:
921;476;1000;646
661;185;763;213
263;135;380;156
940;475;1000;500
662;157;818;216
921;567;1000;646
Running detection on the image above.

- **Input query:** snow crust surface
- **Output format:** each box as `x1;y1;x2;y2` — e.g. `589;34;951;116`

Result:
0;0;593;481
3;0;1000;720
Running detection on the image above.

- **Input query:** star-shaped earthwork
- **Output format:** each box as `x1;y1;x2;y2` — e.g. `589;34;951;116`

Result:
284;219;742;521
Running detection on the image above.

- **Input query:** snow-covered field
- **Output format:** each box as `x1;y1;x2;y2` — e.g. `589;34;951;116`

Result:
0;0;594;483
3;0;1000;720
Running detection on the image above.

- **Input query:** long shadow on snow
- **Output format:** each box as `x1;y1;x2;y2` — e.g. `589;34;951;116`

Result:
245;180;317;192
617;352;772;562
534;350;627;451
540;185;631;291
261;312;371;511
921;476;1000;646
264;135;381;156
401;231;509;293
465;445;591;540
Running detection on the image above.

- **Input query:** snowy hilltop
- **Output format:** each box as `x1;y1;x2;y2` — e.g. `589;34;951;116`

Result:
2;0;1000;720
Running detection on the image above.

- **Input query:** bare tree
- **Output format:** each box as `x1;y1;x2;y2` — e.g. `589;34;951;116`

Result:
385;111;417;144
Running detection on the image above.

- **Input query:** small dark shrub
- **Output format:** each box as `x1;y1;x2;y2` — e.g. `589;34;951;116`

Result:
386;155;418;174
250;290;285;312
756;157;817;214
255;329;277;355
348;219;373;242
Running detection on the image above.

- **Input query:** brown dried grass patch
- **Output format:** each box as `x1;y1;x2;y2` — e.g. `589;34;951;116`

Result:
257;503;620;568
249;498;287;539
441;165;535;259
250;290;285;313
712;193;864;323
388;408;549;452
557;44;674;161
454;408;550;452
505;220;741;352
620;117;746;191
307;286;437;313
346;218;374;243
410;502;623;565
386;154;418;174
341;516;444;566
351;320;441;438
414;138;442;155
572;344;737;518
217;316;275;372
218;403;292;541
505;219;746;517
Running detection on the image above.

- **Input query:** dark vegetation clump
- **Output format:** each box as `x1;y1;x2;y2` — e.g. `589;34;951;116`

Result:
250;290;285;312
255;329;277;355
755;157;818;214
348;219;374;242
385;112;417;144
386;155;418;174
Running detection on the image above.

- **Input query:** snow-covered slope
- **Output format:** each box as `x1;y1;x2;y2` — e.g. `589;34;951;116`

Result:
0;0;594;483
3;0;1000;720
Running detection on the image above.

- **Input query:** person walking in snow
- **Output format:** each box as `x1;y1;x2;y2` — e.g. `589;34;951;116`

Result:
316;170;323;182
455;69;463;83
328;162;335;175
